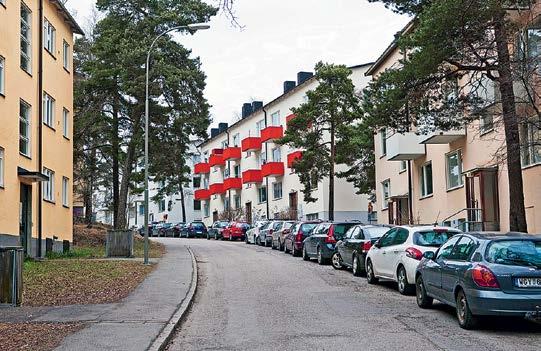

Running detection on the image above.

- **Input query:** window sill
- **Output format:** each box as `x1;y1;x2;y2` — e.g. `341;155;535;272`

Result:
0;92;5;98
446;184;464;193
22;68;32;78
419;194;434;200
272;197;282;201
522;162;541;171
19;152;32;160
257;201;267;205
63;67;70;75
63;204;70;209
0;2;6;9
0;185;4;190
44;123;56;132
479;128;495;137
63;135;70;141
43;199;56;205
379;154;387;159
45;49;57;60
399;169;406;174
381;207;388;212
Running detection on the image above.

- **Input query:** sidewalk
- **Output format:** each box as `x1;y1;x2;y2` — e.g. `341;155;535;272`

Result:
0;240;196;351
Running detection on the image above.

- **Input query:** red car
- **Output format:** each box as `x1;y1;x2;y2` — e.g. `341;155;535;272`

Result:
222;222;251;241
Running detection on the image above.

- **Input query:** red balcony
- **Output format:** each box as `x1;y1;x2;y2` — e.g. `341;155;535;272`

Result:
261;162;285;178
261;126;284;143
286;114;296;125
287;151;303;168
212;148;224;155
194;189;210;200
224;177;242;191
223;147;241;161
241;137;262;152
209;154;225;167
209;183;225;195
242;170;263;184
194;162;210;174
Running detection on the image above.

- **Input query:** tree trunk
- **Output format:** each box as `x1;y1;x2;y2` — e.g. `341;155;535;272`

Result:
179;178;186;223
494;9;528;232
112;96;120;229
329;122;335;221
84;148;97;225
117;136;137;229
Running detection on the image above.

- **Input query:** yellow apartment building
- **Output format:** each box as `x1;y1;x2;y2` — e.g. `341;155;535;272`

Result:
0;0;83;256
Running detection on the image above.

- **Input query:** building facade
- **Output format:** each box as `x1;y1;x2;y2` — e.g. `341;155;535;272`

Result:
369;22;541;233
194;65;373;227
0;0;83;256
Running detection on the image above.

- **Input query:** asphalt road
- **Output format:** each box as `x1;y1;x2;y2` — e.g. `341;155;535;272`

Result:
166;238;541;351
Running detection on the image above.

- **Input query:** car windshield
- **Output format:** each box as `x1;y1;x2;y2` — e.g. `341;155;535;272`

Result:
219;222;229;228
413;230;459;247
300;223;317;234
192;223;205;229
486;240;541;269
333;224;356;240
364;227;391;239
284;222;295;229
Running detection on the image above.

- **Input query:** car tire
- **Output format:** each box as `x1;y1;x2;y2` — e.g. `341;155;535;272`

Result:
302;246;310;261
229;235;233;241
279;240;285;251
215;233;218;240
271;241;277;250
256;236;260;246
317;247;328;265
456;289;478;330
284;242;290;254
416;275;433;309
397;266;415;295
366;260;379;284
352;254;363;277
207;234;210;240
245;235;249;244
331;252;343;270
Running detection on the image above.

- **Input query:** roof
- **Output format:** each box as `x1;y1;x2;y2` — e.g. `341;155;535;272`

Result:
198;62;374;148
50;0;85;36
465;232;541;240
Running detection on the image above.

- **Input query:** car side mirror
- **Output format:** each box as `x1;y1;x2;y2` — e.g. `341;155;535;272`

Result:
373;241;381;249
423;251;435;260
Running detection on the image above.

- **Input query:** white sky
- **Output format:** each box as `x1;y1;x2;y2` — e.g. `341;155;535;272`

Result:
66;0;409;127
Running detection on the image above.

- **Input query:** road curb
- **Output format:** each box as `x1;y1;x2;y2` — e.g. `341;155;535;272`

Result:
147;246;198;351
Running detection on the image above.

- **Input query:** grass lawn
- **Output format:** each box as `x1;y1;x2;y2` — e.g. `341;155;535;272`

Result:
45;238;166;260
0;322;84;351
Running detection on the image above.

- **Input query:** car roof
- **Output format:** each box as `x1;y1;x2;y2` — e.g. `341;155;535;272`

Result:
397;225;460;232
464;232;541;240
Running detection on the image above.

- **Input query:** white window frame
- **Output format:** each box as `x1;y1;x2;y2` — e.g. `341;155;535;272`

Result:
521;121;541;167
272;147;281;162
232;133;240;147
380;128;387;156
0;56;4;95
203;202;210;217
256;120;265;136
62;108;69;138
446;150;464;190
258;186;267;203
19;100;31;157
273;182;283;200
399;160;407;173
381;179;390;209
479;113;494;135
420;162;433;198
20;2;32;73
62;176;69;207
43;168;55;202
43;93;55;127
63;40;70;70
271;111;280;126
43;19;56;54
0;147;4;188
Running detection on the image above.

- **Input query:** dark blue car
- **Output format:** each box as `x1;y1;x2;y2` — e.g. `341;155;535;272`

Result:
415;232;541;329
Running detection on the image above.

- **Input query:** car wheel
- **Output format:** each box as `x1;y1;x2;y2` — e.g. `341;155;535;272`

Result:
416;275;433;309
397;266;415;295
279;240;285;251
456;289;478;329
229;235;233;241
245;235;249;244
352;254;363;277
207;234;210;240
331;252;343;270
256;236;260;246
366;260;379;284
302;246;310;261
284;242;290;254
317;247;328;265
214;233;218;240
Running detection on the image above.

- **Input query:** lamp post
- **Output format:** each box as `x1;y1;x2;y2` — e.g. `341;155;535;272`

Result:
144;23;210;265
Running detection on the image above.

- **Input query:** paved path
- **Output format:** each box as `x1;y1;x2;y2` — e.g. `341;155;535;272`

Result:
168;239;541;351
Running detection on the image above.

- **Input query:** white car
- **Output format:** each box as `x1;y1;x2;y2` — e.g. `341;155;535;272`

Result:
245;221;269;244
365;225;461;295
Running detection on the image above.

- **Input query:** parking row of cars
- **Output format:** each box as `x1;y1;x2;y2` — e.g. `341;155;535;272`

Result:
211;219;541;330
137;221;209;238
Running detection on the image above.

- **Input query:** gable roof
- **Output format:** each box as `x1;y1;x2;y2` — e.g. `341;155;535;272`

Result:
50;0;85;36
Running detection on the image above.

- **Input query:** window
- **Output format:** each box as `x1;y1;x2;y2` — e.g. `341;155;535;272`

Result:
63;40;70;70
257;152;266;167
446;150;463;189
20;3;32;72
62;108;69;138
233;164;241;178
271;111;280;126
0;147;4;188
0;56;4;95
158;199;166;212
272;147;281;162
139;204;145;215
380;128;387;156
203;177;209;189
224;197;230;210
43;93;55;127
393;228;409;245
306;213;319;220
62;177;69;207
192;154;201;164
19;100;31;156
234;195;241;209
43;168;55;202
381;179;390;209
520;121;541;167
232;133;240;147
203;202;210;217
193;176;201;188
480;113;494;134
256;120;265;136
420;162;433;197
450;236;476;261
399;161;407;173
436;236;461;260
43;19;56;54
258;186;267;203
378;229;397;248
193;199;201;211
273;182;282;199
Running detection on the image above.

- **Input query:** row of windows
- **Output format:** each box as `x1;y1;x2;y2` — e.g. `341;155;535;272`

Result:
216;110;283;150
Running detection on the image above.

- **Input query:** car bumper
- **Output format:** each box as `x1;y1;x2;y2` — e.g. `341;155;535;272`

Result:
465;288;541;316
320;244;335;259
402;257;422;284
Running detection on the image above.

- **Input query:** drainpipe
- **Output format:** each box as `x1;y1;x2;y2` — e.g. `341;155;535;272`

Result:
37;0;44;258
407;161;413;225
226;130;231;220
262;106;269;220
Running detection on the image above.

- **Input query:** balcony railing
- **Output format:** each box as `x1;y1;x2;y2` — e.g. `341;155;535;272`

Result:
386;132;426;161
242;169;263;184
209;153;225;167
194;189;210;200
223;147;242;161
209;183;225;195
261;162;285;177
418;128;466;144
286;114;296;125
224;177;242;191
287;151;302;168
194;162;210;174
261;126;284;143
241;137;262;152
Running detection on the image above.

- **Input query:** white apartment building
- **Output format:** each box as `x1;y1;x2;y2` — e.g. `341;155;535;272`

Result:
194;65;373;227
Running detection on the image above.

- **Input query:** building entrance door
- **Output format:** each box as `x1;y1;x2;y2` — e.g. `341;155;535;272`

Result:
289;192;298;220
465;168;500;231
245;202;252;224
212;211;218;223
19;184;32;256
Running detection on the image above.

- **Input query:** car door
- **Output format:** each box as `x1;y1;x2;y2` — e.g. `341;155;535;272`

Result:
383;228;410;279
427;236;461;300
345;227;363;267
370;229;397;277
338;227;357;266
440;236;476;304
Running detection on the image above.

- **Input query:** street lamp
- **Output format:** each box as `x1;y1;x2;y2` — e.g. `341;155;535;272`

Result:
144;23;210;265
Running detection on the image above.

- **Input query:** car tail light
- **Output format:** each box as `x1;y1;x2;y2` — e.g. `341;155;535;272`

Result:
361;241;372;253
405;247;423;260
325;226;336;244
472;265;500;288
295;230;303;243
283;229;290;234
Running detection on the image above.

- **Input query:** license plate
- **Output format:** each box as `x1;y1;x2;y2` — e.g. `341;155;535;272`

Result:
516;277;541;288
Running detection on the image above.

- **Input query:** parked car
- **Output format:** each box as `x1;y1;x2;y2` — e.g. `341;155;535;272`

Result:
333;225;392;275
223;222;251;241
153;222;166;237
208;221;229;240
259;221;285;247
415;232;541;329
186;222;208;238
302;222;357;264
159;222;174;237
366;225;461;295
245;221;269;244
172;222;186;238
283;221;320;256
271;221;296;250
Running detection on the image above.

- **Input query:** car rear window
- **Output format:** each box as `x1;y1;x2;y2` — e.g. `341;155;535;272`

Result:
333;224;356;240
238;223;250;229
413;230;459;247
300;223;317;234
192;223;205;229
486;240;541;268
364;227;390;240
219;222;228;228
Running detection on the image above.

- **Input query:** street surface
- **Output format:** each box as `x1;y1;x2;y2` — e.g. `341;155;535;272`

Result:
166;239;541;351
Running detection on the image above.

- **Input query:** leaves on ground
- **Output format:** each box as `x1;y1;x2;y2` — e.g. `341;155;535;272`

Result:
0;322;84;351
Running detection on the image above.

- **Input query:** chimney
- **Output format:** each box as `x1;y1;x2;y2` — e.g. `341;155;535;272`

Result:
210;128;219;138
297;71;313;85
283;81;296;94
218;122;228;133
252;101;263;112
242;103;253;118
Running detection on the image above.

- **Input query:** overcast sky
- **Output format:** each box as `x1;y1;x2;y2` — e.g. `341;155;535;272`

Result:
66;0;409;127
